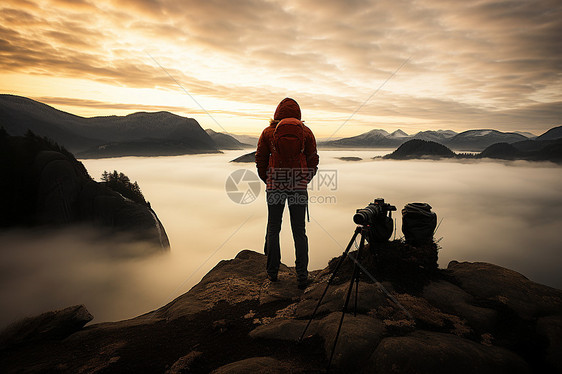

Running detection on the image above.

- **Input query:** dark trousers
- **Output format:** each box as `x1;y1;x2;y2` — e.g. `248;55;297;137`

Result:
264;190;309;281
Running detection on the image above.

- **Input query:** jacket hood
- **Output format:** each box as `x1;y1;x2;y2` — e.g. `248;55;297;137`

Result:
274;98;301;121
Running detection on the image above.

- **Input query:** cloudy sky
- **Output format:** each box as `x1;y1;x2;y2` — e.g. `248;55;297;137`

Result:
1;0;560;137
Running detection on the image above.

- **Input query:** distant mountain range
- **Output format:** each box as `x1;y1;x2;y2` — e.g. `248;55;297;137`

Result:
3;95;557;158
321;128;536;151
536;126;562;141
205;129;251;150
383;133;562;163
477;136;562;162
227;133;259;147
0;95;250;158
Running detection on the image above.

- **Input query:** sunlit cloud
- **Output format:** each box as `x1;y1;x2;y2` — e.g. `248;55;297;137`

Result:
0;0;560;136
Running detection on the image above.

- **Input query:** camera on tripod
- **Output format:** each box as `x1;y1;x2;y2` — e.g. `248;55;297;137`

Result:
353;198;396;244
300;197;401;369
301;197;434;370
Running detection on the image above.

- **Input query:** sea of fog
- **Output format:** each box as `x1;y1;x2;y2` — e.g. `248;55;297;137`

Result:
1;150;561;328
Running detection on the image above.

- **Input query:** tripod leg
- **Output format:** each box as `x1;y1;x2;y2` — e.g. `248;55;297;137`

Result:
299;226;361;342
354;275;359;317
327;230;366;369
353;230;366;317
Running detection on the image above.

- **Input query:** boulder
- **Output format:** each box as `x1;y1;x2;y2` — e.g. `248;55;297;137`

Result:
447;261;562;319
250;319;312;342
423;280;497;331
316;312;385;371
73;340;126;373
259;271;306;305
295;280;389;319
536;315;562;372
210;357;288;374
0;305;93;349
389;293;470;335
251;311;385;372
369;330;530;374
166;351;203;374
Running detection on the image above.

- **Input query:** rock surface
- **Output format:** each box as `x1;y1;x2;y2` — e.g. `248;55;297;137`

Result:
315;312;385;370
447;260;562;319
166;351;203;374
370;330;531;374
536;315;562;372
154;250;304;320
422;280;497;331
0;305;93;350
210;357;289;374
1;248;560;373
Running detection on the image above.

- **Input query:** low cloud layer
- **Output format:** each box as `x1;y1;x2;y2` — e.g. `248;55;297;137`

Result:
2;152;560;329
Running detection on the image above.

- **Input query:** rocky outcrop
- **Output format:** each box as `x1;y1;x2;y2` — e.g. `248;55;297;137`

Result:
230;151;256;163
166;351;203;374
446;260;562;320
422;280;497;332
370;330;530;374
153;250;303;320
210;357;289;374
0;305;92;350
536;315;562;372
1;248;560;373
0;133;169;251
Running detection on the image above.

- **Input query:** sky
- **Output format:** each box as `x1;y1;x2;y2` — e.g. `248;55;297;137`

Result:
1;0;561;137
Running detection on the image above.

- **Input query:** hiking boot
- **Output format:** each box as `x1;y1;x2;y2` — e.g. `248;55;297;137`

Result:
268;274;279;282
297;278;309;290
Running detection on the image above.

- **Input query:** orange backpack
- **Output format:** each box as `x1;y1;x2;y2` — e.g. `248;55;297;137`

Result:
271;118;307;170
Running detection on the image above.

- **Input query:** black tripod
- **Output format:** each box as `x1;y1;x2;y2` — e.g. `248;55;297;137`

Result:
299;225;370;370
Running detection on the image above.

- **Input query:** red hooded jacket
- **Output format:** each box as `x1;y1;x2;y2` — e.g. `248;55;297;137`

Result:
255;98;319;190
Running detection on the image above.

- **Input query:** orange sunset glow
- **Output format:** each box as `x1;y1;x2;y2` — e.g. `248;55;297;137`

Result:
1;0;560;137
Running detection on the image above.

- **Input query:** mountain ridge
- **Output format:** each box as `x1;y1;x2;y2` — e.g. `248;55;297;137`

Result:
2;95;557;155
321;128;544;151
379;137;562;163
205;129;252;150
0;95;218;157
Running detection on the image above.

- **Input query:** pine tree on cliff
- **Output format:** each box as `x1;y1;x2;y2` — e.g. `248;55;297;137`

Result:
101;170;147;206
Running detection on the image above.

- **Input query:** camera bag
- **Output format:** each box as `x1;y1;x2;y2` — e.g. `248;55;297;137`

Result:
401;203;437;246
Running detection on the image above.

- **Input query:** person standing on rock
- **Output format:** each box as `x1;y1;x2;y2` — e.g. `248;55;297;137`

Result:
255;98;319;289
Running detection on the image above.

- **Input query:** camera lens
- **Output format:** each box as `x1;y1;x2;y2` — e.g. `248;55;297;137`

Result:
353;211;368;225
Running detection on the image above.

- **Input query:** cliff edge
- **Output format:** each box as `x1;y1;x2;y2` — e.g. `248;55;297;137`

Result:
0;130;169;252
